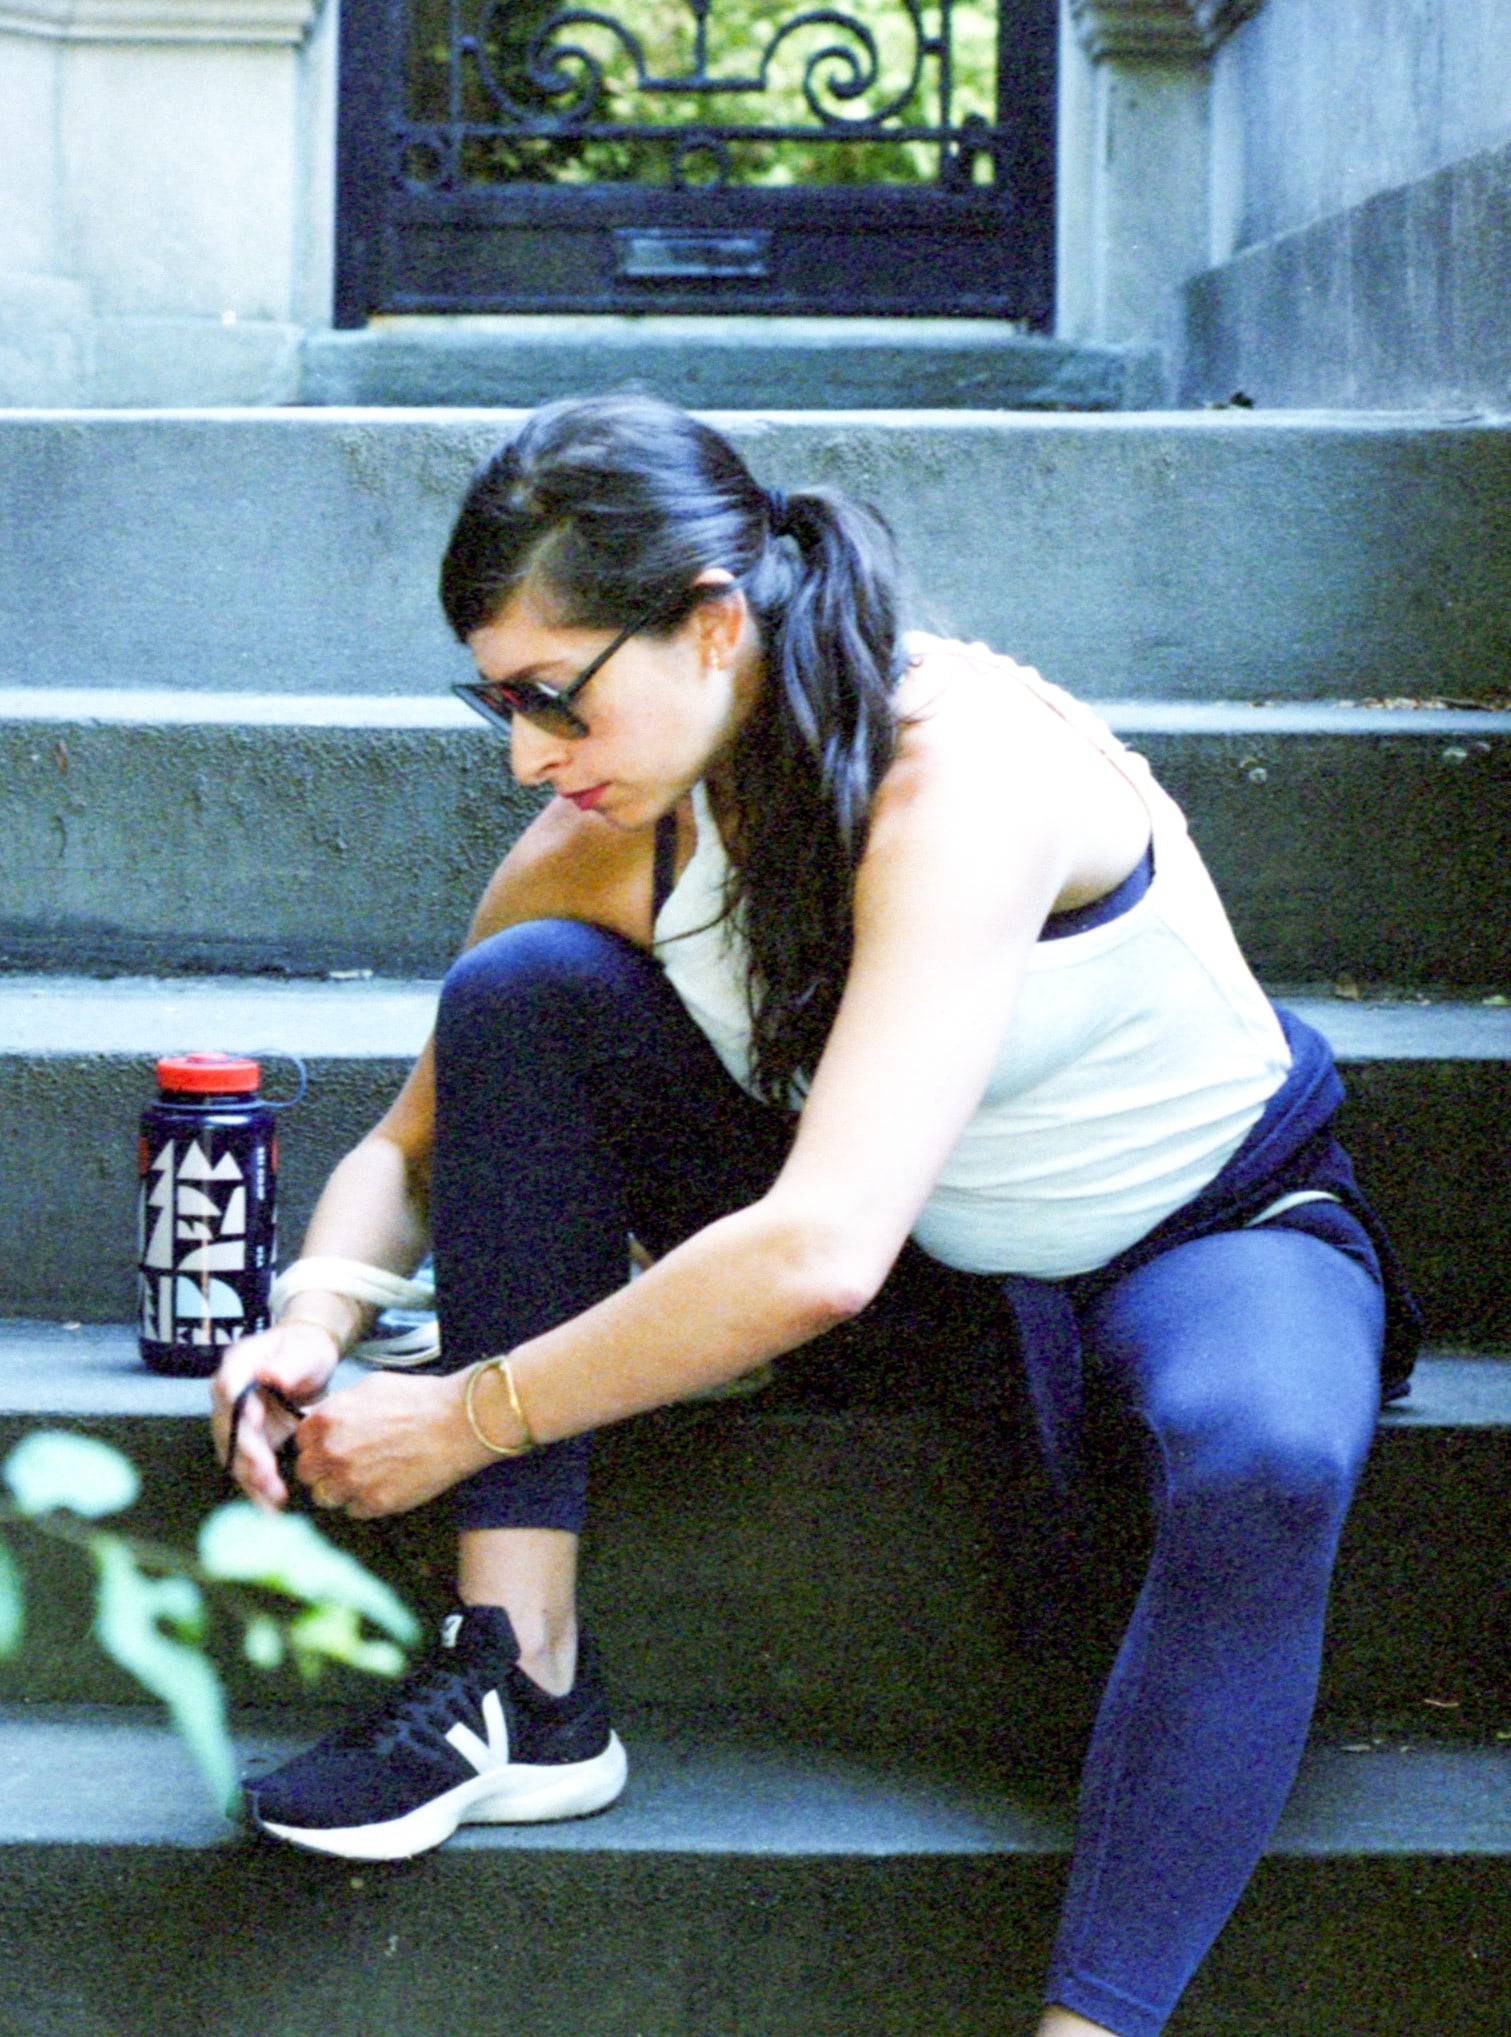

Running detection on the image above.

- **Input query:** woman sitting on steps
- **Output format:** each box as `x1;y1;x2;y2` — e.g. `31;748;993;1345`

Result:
213;392;1416;2037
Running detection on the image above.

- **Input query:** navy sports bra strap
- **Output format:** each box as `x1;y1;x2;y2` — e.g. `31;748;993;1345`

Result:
1039;839;1154;942
652;809;679;920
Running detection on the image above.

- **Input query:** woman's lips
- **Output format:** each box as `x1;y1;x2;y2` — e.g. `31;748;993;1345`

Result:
563;783;609;811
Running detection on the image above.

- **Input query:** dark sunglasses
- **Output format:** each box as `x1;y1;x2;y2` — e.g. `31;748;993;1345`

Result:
453;601;666;743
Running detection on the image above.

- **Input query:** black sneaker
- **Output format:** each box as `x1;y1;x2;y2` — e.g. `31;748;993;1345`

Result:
244;1604;627;1860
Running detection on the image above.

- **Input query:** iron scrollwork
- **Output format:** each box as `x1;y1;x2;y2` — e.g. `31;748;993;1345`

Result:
466;2;927;130
399;0;1002;194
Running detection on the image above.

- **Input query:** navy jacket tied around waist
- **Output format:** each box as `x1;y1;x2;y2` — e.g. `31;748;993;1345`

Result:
996;1007;1422;1488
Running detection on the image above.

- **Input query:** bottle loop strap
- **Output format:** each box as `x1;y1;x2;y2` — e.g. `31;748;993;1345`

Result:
248;1049;309;1111
270;1255;441;1368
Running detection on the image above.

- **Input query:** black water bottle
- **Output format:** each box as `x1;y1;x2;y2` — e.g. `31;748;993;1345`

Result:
137;1053;277;1377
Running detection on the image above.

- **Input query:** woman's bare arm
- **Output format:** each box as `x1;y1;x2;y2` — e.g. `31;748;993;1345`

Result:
496;668;1083;1439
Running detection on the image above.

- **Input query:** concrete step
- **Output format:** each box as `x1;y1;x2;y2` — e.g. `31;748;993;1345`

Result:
0;690;537;978
298;316;1163;412
1;1327;1507;1738
0;1703;1507;2034
3;411;1509;705
4;693;1509;988
0;978;1505;1337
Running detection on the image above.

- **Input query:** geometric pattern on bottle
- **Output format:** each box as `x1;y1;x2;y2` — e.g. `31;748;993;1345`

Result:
135;1113;276;1371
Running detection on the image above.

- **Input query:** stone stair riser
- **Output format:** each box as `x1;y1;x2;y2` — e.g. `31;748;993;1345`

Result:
2;1049;1506;1336
20;1836;1511;2037
0;1846;1076;2037
4;415;1511;704
0;715;540;979
1330;1060;1511;1344
1137;726;1511;992
3;712;1509;987
2;1397;1506;1732
299;320;1158;412
0;1802;1508;2035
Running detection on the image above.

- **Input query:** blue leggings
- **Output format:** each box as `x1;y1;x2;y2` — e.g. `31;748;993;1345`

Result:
430;920;1384;2037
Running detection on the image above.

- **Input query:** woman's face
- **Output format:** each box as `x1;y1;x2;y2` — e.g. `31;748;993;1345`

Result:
466;577;756;831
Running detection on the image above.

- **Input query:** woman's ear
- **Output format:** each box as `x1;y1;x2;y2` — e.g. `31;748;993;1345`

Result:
690;574;748;671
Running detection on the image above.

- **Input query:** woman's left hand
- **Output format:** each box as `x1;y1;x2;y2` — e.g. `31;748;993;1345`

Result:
290;1370;477;1519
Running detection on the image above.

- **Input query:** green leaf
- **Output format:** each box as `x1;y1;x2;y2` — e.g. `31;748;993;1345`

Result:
91;1534;236;1811
0;1535;21;1658
198;1502;418;1646
4;1431;139;1519
242;1614;285;1671
289;1601;406;1681
145;1570;205;1641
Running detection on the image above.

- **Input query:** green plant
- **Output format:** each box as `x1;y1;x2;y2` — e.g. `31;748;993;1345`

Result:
0;1430;418;1811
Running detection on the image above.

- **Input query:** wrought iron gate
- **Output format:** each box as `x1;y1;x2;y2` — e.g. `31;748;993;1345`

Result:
335;1;1056;324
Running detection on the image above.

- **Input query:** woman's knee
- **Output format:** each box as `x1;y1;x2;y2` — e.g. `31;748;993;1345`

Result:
437;918;645;1054
1152;1373;1376;1551
1104;1230;1383;1525
1133;1373;1376;1564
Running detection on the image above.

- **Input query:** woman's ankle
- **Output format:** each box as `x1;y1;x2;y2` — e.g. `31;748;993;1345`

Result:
457;1525;580;1694
1037;2009;1117;2037
508;1611;578;1695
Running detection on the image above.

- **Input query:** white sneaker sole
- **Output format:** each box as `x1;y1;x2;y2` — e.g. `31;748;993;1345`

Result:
254;1732;629;1862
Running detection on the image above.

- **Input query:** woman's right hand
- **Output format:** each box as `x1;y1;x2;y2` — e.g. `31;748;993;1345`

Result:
211;1319;344;1509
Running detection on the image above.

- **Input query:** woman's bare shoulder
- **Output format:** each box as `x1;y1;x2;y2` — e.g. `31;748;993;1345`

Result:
464;798;655;949
900;630;1058;701
891;635;1081;783
884;634;1151;909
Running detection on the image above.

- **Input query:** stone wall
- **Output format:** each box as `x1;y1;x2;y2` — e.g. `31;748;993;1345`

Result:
1055;1;1264;380
1057;0;1511;412
1212;0;1511;254
1182;0;1511;408
1183;137;1511;412
0;0;335;405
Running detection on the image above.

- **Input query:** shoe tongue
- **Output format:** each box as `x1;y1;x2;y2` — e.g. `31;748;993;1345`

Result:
442;1603;520;1662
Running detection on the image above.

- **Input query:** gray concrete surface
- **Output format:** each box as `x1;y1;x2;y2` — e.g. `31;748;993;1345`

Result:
1129;718;1511;990
4;1703;1509;1855
0;982;1504;1337
4;696;1509;985
0;973;437;1058
0;1702;1064;1852
5;411;1511;703
0;1836;1504;2037
299;317;1163;412
1214;0;1511;252
0;4;336;409
1182;138;1511;412
0;695;538;976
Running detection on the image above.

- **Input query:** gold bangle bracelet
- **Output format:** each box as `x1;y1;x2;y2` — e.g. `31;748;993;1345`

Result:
463;1357;536;1458
499;1355;537;1449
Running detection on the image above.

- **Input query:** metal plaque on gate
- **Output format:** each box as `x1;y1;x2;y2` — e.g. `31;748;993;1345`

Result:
614;229;772;279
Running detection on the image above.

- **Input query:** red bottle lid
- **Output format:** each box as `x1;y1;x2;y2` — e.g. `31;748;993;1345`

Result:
156;1052;262;1095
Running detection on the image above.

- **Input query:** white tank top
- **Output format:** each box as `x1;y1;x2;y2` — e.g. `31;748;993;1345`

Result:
652;643;1290;1279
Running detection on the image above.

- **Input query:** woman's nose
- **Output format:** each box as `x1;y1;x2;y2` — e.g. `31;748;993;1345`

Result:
507;715;568;786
